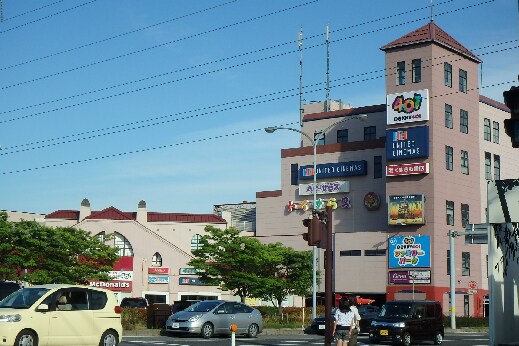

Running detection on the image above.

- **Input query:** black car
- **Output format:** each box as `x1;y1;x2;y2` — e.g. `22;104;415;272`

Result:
0;281;21;301
121;297;148;308
369;300;444;346
309;305;380;335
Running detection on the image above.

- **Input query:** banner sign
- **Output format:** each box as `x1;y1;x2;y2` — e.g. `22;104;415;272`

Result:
179;268;200;275
388;194;425;225
89;280;132;292
108;271;133;281
179;277;207;285
149;275;169;284
386;163;429;176
299;161;367;180
386;89;429;125
287;197;351;213
386;126;429;161
389;270;431;284
388;235;431;268
148;267;169;275
299;181;350;196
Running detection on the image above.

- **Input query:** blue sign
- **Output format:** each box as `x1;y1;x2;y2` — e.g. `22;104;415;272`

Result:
388;235;431;269
299;160;367;180
386;126;429;161
179;277;207;285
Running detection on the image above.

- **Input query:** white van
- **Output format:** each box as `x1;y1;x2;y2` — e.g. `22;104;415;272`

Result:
0;284;122;346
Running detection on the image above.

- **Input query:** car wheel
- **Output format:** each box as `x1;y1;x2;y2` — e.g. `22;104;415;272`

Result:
201;322;214;339
99;330;119;346
402;332;412;346
15;330;38;346
434;331;443;345
247;323;259;338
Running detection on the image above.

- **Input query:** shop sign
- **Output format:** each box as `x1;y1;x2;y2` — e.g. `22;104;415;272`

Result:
179;277;207;285
149;275;169;284
148;267;169;275
389;270;431;284
299;181;350;196
386;89;429;125
299;161;367;180
388;235;431;268
108;271;133;281
88;280;132;292
113;256;133;271
388;194;425;225
179;268;200;275
386;163;429;177
287;196;352;213
386;126;429;161
468;281;478;290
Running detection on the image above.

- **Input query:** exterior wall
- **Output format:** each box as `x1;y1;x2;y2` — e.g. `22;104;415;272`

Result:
3;210;45;223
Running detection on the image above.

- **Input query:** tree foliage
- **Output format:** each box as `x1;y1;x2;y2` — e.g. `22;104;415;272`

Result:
188;225;313;308
0;212;119;284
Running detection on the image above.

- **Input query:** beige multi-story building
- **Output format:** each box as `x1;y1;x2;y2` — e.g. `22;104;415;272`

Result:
256;21;516;317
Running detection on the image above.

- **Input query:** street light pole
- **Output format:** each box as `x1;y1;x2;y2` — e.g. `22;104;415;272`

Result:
265;114;367;320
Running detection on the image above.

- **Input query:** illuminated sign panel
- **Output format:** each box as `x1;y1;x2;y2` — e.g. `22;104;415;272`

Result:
299;181;350;195
299;161;367;180
386;126;429;161
387;89;429;124
386;163;429;176
388;235;431;268
388;194;425;225
388;270;431;284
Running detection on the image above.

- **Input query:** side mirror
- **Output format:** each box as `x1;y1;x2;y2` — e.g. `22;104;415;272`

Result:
36;303;50;312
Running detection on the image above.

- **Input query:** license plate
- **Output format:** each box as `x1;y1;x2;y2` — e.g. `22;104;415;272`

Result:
318;325;325;329
172;323;179;329
380;329;389;336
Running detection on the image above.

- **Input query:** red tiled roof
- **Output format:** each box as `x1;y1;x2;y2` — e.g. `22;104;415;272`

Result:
380;22;481;63
303;104;386;121
479;95;510;112
45;207;226;223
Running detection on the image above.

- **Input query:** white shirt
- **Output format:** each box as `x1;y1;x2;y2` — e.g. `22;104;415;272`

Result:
350;305;361;330
334;309;355;327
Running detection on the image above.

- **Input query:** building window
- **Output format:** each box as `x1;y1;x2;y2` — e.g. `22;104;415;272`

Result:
96;231;134;257
291;164;298;186
364;126;376;140
339;250;361;256
459;69;467;93
461;150;469;175
374;156;382;179
364;249;386;256
412;59;421;83
191;234;202;252
461;204;470;228
485;152;492;180
494;155;500;180
462;252;470;276
447;250;451;275
397;61;405;85
460;109;468;134
464;295;470;316
337;129;348;143
445;104;453;129
484;118;491;141
444;62;452;87
445;146;453;171
493;121;500;143
314;132;325;146
151;252;162;267
446;200;454;226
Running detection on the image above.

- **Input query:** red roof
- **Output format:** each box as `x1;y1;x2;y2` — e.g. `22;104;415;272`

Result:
303;104;385;122
45;207;226;223
380;22;481;63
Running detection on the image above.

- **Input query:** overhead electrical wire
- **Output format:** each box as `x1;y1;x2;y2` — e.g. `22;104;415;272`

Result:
0;79;514;176
0;0;65;22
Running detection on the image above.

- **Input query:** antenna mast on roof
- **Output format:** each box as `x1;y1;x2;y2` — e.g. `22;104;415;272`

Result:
325;25;330;112
430;0;434;22
298;28;303;127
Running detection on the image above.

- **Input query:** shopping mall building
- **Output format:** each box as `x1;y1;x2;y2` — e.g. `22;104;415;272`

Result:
255;21;516;317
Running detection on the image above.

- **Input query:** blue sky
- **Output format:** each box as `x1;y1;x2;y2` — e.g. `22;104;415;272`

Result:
0;0;517;215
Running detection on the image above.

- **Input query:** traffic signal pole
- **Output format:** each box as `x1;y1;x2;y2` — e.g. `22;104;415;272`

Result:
324;205;334;346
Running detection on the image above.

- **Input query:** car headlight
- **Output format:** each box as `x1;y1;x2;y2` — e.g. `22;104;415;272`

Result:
0;314;21;322
188;314;202;322
393;322;405;328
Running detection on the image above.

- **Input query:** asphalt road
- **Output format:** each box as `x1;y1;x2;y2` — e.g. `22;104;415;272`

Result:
121;331;489;345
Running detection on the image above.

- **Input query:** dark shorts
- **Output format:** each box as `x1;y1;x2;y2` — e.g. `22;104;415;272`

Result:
335;326;351;341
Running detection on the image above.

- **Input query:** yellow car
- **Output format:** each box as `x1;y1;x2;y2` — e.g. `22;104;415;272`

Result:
0;284;122;346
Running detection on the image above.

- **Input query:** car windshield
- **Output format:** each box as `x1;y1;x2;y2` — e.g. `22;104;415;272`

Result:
379;303;412;318
0;288;50;309
185;301;221;312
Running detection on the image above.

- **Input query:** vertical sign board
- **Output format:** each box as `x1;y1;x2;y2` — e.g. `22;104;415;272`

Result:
386;126;429;161
388;195;425;225
388;235;431;268
386;89;430;125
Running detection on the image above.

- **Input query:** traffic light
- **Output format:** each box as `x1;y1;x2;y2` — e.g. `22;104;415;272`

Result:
302;215;322;246
503;86;519;148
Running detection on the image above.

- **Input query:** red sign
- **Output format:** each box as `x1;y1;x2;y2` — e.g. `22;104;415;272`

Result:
113;256;134;271
148;267;169;275
88;280;132;292
468;280;478;290
386;163;429;177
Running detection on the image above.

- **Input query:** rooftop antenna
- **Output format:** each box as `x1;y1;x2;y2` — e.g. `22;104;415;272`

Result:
298;28;303;127
325;24;330;112
430;0;434;22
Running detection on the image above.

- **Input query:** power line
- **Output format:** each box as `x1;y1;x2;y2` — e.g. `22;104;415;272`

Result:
0;79;514;175
0;42;515;154
0;1;65;22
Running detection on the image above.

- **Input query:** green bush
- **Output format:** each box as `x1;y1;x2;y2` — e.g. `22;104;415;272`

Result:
443;316;489;328
121;308;147;330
